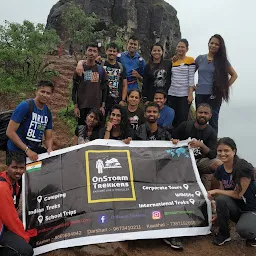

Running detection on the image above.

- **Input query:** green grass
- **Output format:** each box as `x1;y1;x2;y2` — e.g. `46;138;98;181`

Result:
0;75;35;94
58;102;77;135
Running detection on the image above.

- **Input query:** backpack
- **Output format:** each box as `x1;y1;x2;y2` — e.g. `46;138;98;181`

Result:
97;64;106;82
0;176;21;209
0;99;42;151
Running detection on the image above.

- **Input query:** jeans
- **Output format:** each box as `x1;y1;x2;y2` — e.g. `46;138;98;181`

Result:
167;96;190;128
0;230;33;256
195;94;222;135
216;195;256;239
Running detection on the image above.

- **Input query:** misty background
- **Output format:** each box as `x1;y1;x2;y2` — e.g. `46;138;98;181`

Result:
0;0;255;164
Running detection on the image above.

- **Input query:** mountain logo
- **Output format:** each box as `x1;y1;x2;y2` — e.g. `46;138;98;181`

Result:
96;158;122;174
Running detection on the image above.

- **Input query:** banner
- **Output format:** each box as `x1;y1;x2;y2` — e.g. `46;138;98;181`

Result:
23;139;211;255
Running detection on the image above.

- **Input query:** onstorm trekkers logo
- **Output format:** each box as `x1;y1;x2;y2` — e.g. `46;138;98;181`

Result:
98;215;108;224
86;150;136;203
96;158;122;174
152;211;162;220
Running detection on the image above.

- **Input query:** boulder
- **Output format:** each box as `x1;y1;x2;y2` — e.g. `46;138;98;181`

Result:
46;0;181;58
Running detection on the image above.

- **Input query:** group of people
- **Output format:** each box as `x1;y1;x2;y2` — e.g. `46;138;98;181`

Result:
0;34;255;256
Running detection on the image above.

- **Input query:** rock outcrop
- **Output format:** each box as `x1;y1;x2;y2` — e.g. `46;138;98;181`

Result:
46;0;181;58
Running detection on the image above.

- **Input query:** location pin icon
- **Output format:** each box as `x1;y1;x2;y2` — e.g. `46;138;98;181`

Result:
183;184;189;190
195;191;201;197
38;215;44;224
37;196;42;204
189;199;195;205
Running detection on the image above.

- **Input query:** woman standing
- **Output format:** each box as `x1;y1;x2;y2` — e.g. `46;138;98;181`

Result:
142;43;172;102
77;108;104;144
99;104;134;142
208;137;256;246
126;89;145;132
168;39;195;127
195;34;238;134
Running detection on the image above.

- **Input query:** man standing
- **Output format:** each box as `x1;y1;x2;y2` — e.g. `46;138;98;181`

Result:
102;43;128;115
72;43;107;125
153;90;175;129
6;80;54;161
117;36;146;91
0;152;33;256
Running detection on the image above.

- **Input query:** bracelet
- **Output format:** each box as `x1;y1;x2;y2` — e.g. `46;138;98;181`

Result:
24;146;29;153
106;129;111;132
121;99;126;103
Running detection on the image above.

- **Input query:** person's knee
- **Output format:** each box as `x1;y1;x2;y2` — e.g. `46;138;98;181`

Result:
236;223;256;240
210;159;222;172
215;195;229;208
20;243;34;256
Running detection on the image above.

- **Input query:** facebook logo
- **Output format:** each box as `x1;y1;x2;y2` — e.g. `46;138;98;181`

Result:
98;215;107;224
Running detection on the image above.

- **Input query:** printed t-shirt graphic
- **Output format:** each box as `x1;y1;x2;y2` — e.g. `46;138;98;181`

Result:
7;100;52;151
103;61;126;99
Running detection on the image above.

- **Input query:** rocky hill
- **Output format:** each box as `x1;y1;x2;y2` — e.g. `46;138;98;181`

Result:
46;0;181;58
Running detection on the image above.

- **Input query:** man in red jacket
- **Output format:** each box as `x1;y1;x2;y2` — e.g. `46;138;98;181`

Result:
0;152;33;256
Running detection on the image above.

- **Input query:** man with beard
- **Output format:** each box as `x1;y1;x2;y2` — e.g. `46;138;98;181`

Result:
163;103;222;250
172;103;222;175
135;102;177;143
0;152;33;256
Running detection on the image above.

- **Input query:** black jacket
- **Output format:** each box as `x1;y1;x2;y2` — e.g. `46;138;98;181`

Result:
135;123;172;141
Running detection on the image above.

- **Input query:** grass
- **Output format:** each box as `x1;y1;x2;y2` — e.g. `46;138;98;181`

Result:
58;102;77;135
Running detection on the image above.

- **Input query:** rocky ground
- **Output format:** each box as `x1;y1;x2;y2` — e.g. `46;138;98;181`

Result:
0;55;254;256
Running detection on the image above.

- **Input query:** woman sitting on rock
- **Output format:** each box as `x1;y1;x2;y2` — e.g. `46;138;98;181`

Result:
99;104;134;143
77;108;104;144
208;137;256;246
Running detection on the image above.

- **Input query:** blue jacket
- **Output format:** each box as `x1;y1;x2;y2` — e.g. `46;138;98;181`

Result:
117;51;146;91
158;105;175;128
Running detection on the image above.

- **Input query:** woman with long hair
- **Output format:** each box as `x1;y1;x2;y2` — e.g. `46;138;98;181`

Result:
208;137;256;246
142;43;172;102
77;108;104;144
99;104;134;143
126;89;145;132
195;34;238;134
168;39;195;127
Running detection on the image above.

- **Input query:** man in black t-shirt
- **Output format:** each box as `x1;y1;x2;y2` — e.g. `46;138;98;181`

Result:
102;43;128;116
173;103;222;175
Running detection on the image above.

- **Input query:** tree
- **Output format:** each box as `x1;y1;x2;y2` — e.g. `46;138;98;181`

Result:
0;20;60;92
61;2;105;58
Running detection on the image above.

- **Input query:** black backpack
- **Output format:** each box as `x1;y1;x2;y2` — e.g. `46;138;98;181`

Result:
0;99;34;151
0;176;21;209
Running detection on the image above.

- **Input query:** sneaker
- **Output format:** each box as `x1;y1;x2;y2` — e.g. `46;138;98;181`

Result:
246;238;256;247
212;233;231;246
163;237;184;250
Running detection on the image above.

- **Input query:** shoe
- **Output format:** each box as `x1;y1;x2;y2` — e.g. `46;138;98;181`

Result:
246;238;256;247
212;233;231;246
163;237;184;250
